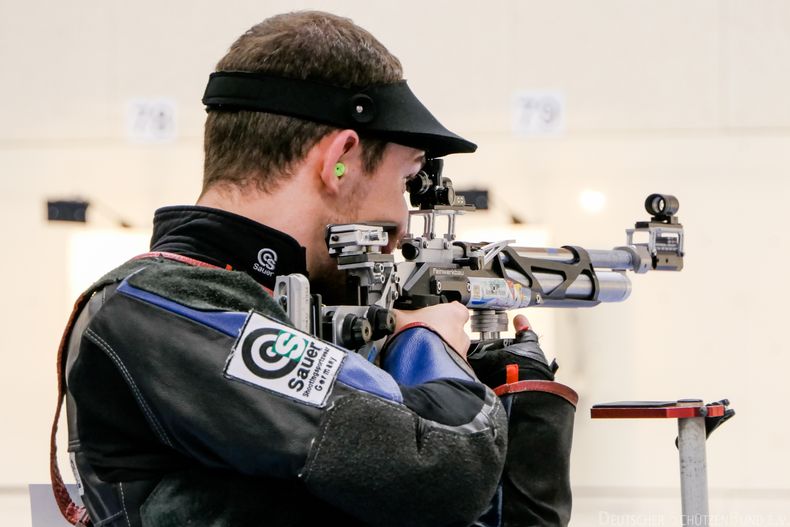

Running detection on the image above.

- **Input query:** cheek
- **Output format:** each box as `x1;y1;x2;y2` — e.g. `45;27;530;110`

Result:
363;181;407;219
385;186;409;224
350;178;410;238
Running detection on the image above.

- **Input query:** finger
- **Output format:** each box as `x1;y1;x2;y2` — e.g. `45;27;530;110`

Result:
513;314;531;333
451;301;470;322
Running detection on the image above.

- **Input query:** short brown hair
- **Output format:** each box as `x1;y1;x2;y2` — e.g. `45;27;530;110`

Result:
202;11;403;195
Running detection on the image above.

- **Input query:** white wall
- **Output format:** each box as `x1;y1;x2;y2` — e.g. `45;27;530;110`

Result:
2;1;788;524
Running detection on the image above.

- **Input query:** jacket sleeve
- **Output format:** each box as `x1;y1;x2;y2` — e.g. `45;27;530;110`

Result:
72;264;507;527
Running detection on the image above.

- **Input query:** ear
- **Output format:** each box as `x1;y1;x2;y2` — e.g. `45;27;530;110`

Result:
319;129;360;195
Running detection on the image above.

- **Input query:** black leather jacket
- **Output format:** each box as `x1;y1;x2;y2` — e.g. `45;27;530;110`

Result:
64;206;507;527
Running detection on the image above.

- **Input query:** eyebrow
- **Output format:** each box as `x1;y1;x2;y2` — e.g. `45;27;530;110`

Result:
415;153;426;166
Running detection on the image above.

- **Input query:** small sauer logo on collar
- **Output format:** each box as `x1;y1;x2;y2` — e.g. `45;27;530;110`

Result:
253;248;277;276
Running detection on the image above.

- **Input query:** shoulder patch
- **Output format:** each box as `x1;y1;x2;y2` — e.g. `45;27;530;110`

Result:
224;312;346;407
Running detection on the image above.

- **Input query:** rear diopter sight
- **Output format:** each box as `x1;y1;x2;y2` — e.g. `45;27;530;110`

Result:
407;159;458;209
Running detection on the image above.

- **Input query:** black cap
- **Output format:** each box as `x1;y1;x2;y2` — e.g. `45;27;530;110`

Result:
202;72;477;158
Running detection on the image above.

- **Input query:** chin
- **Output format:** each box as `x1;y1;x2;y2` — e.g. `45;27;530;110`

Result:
309;261;350;306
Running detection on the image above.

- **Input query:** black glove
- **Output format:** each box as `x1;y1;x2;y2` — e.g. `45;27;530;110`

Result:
674;399;736;448
469;326;576;527
467;329;557;388
702;399;736;438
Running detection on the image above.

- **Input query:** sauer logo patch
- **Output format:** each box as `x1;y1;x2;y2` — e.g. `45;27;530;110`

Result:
224;312;345;407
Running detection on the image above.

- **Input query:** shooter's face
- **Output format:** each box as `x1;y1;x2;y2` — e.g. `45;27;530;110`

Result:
346;143;425;247
309;143;425;303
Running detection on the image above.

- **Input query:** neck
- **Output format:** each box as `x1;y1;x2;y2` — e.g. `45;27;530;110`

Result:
197;174;328;275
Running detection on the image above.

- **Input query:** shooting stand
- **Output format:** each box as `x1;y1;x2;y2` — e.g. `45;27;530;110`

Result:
591;399;733;525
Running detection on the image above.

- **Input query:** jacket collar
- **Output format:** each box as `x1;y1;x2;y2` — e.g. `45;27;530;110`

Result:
150;205;309;290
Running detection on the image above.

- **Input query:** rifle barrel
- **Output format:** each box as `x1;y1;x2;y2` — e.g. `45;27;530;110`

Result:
502;268;631;307
511;247;637;271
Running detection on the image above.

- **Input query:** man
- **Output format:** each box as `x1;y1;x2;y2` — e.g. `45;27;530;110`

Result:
52;11;576;527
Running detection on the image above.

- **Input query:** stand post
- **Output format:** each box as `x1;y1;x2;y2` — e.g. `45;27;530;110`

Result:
591;400;731;527
677;416;709;525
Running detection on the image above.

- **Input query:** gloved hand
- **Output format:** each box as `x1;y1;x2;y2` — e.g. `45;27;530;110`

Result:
467;315;557;388
703;399;735;438
469;314;576;527
674;399;736;449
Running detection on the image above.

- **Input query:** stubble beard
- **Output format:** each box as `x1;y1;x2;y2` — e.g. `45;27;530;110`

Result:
308;205;357;306
309;252;349;305
309;183;373;305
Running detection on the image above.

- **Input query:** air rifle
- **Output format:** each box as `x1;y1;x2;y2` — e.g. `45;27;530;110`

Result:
275;159;684;351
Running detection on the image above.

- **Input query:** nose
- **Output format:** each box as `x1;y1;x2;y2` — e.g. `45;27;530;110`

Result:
395;206;410;245
385;226;404;254
383;215;408;254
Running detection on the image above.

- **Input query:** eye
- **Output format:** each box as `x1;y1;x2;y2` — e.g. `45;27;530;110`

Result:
402;173;417;193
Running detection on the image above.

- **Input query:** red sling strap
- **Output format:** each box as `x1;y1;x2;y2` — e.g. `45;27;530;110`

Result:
50;252;229;525
51;288;94;526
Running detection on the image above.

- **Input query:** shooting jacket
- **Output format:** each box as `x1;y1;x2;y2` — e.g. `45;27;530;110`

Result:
64;206;508;527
